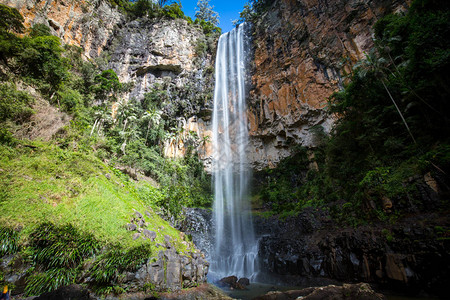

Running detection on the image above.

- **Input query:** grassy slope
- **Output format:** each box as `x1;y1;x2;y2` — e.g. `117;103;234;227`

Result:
0;140;189;252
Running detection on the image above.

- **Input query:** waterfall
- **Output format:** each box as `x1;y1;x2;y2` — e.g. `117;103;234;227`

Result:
210;23;258;281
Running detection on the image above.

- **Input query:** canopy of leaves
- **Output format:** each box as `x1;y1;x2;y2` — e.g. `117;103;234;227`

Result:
195;0;219;26
0;83;34;123
30;23;52;37
92;69;121;102
0;3;25;33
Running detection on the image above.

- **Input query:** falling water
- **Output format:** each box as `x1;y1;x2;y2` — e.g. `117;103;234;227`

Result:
210;23;259;281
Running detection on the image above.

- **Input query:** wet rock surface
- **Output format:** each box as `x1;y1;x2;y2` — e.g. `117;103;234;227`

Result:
218;276;247;290
252;283;385;300
180;206;449;297
134;249;209;291
159;283;233;300
254;209;450;297
178;207;213;258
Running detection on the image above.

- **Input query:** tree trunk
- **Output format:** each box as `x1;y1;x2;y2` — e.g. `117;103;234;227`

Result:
381;79;416;144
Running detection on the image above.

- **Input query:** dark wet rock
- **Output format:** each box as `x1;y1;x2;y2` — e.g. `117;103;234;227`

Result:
219;275;246;290
159;283;233;299
252;283;385;300
238;277;250;286
34;284;94;300
178;207;213;257
255;209;450;297
164;234;173;248
134;210;143;219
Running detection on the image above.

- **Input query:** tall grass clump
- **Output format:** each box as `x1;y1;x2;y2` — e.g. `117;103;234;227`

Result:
0;226;19;257
25;222;100;296
89;244;152;294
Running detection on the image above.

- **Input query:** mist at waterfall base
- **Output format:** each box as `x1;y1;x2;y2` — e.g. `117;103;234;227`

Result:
208;23;259;283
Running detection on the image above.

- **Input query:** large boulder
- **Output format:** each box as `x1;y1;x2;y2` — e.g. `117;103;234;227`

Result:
135;249;209;291
219;276;246;290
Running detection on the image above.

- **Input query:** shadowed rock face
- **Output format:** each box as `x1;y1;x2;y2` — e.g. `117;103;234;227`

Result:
254;208;449;297
247;0;410;170
34;284;94;300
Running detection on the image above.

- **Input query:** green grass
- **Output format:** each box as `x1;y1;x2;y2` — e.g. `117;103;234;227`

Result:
0;140;190;252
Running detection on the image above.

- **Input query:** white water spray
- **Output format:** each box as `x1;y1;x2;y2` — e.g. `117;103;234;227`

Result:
210;23;259;281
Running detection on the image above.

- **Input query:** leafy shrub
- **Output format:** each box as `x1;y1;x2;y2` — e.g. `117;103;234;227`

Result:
0;128;15;146
29;222;99;270
25;268;77;296
0;83;34;123
162;3;185;20
19;35;69;95
89;244;152;293
0;226;19;257
194;18;221;35
56;86;83;113
30;23;51;37
0;3;25;33
24;223;100;295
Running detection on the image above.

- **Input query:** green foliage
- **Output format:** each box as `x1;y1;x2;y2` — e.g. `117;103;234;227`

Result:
29;222;100;270
19;35;69;95
0;83;34;123
254;0;450;224
195;0;219;26
23;222;99;295
233;2;256;26
131;0;157;18
89;244;152;292
0;3;25;33
107;0;132;11
25;268;77;296
0;226;19;257
91;69;121;103
30;23;52;37
163;2;185;20
194;18;221;35
128;0;189;21
0;127;16;146
235;0;275;25
381;228;395;243
56;86;83;113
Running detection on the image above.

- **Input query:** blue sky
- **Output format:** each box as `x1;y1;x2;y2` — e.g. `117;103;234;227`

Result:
180;0;247;33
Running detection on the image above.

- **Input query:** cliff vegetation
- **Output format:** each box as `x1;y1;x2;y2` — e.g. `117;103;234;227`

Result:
0;0;215;296
252;0;450;226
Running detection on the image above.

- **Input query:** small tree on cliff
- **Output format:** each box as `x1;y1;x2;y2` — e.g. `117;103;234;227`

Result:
195;0;219;26
0;3;25;33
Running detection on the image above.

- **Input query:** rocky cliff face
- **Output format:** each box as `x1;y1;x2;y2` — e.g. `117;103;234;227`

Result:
105;17;216;165
2;0;413;171
1;0;217;166
255;210;449;298
2;0;124;59
247;0;410;170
